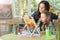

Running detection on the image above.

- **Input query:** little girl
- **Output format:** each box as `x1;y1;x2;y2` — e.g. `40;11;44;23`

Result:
36;12;54;34
40;12;53;31
27;12;53;35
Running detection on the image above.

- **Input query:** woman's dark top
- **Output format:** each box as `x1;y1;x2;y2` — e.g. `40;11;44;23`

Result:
31;12;58;23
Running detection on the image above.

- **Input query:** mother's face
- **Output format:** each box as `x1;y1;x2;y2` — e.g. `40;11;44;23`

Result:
39;3;46;13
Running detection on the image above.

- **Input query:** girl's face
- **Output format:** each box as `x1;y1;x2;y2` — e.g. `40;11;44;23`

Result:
40;13;49;24
39;3;46;13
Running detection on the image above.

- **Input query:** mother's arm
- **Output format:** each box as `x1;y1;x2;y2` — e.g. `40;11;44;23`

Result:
50;12;58;20
50;12;58;30
31;12;40;23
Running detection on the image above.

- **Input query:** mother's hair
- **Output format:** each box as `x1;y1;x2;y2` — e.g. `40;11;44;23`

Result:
35;1;50;21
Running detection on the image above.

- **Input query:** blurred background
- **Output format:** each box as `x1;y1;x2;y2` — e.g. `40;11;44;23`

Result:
0;0;60;38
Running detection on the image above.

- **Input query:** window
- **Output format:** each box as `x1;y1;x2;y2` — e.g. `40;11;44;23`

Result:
14;0;40;17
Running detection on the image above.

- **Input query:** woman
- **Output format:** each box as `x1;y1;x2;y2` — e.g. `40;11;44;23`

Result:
32;1;58;23
31;1;58;35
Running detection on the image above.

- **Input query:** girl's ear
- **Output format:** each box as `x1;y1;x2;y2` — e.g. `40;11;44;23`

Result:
40;18;42;21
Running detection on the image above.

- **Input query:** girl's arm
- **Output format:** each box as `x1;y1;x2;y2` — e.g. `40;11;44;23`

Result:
30;17;40;36
30;25;38;36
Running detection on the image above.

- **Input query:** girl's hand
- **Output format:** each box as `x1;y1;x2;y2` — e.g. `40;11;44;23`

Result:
40;31;45;35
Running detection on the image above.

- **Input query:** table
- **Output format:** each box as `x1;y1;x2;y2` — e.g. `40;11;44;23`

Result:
0;34;56;40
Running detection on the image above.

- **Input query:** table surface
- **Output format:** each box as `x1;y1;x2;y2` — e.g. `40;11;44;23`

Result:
0;34;56;40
